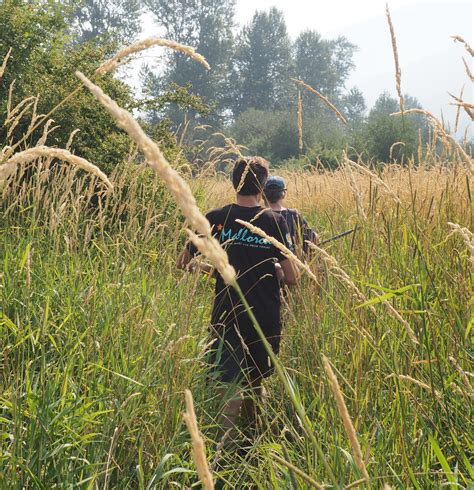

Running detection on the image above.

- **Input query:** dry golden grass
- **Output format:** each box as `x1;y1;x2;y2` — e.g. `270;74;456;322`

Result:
183;390;214;490
391;108;474;173
386;4;404;113
0;47;11;79
297;89;303;152
449;91;474;121
293;78;348;125
197;162;470;220
451;35;474;57
76;71;236;285
387;374;442;400
1;146;112;189
97;37;210;74
462;57;474;82
322;355;370;482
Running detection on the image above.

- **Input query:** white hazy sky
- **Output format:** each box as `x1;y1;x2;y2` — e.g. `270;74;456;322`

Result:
139;0;473;135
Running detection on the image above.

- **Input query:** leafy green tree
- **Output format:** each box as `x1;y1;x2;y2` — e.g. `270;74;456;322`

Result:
364;92;426;163
294;31;355;98
342;87;366;124
294;30;356;129
231;8;293;117
143;0;235;124
68;0;142;44
231;109;299;162
0;1;136;172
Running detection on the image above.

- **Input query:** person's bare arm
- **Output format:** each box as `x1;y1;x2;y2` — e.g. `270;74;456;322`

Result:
177;248;192;270
177;248;214;275
279;258;298;286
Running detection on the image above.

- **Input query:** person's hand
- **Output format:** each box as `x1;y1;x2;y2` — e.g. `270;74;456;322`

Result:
275;262;285;281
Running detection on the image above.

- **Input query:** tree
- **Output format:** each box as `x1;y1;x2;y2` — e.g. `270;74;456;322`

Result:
294;31;355;96
69;0;142;44
294;31;355;117
231;8;293;117
0;1;136;172
342;87;366;124
231;109;299;162
143;0;235;124
364;92;426;163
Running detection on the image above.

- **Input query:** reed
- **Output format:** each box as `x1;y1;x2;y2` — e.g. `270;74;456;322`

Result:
1;146;113;189
293;78;348;125
297;89;303;152
97;37;210;74
386;4;404;113
451;35;474;57
183;390;214;490
322;355;370;482
0;47;11;79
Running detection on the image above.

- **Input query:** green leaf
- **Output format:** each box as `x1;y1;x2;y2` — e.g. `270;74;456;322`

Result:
19;242;31;272
355;284;418;309
429;433;456;484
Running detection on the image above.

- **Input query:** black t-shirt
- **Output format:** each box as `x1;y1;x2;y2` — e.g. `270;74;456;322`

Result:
188;203;292;340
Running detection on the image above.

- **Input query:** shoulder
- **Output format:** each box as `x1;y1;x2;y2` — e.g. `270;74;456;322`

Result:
286;208;301;217
288;208;308;223
261;209;290;235
260;208;285;224
206;204;232;221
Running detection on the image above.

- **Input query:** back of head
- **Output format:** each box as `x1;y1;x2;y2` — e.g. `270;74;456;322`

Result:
264;175;286;204
232;156;269;196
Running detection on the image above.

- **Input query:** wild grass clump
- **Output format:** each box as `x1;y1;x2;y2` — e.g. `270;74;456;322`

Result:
1;156;472;488
1;35;473;489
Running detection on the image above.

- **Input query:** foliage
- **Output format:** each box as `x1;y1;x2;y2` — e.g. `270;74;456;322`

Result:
68;0;142;44
362;92;426;163
230;105;350;165
230;109;299;162
143;0;235;125
230;7;293;117
0;1;136;173
294;30;356;107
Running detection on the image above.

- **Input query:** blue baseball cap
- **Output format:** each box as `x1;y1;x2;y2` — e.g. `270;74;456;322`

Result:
264;175;286;190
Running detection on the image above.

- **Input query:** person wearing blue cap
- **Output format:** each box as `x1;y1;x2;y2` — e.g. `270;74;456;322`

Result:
264;175;320;256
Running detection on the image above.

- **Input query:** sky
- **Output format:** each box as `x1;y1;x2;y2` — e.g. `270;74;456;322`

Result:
138;0;473;136
234;0;473;136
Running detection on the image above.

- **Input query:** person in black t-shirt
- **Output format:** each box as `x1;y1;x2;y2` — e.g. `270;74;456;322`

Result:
177;157;297;433
264;175;320;257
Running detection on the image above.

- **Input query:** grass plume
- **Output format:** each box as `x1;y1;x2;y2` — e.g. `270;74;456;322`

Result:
386;4;404;114
292;78;348;125
97;37;210;74
322;355;370;482
76;71;235;285
183;390;214;490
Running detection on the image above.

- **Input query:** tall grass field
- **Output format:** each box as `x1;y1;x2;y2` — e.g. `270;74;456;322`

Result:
1;153;473;488
1;28;473;489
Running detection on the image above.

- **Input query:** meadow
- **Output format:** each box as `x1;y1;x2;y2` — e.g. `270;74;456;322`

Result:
1;28;473;489
1;148;473;488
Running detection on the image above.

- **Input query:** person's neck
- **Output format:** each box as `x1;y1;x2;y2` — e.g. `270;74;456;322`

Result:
269;200;286;212
236;194;261;207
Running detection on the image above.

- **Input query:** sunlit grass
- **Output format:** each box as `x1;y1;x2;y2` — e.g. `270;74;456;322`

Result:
1;159;472;488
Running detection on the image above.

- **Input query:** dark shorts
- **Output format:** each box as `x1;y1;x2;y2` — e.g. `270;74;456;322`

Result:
207;323;281;384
